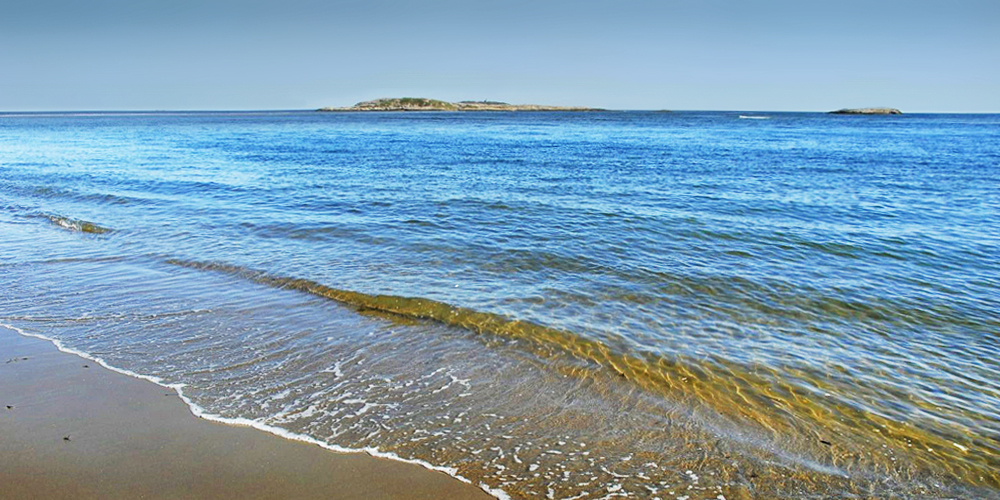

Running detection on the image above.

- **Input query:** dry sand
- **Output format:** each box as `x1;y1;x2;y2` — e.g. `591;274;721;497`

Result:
0;328;492;500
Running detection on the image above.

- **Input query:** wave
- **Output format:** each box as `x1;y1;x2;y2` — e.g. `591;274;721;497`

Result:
738;115;770;119
15;211;999;491
0;322;510;500
0;180;155;207
165;258;1000;491
39;214;113;234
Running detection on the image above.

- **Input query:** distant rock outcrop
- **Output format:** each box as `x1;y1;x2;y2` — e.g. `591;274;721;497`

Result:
319;97;600;112
829;108;902;115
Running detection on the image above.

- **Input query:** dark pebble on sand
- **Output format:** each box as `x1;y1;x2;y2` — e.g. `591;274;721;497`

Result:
83;365;89;368
63;436;71;441
820;439;832;446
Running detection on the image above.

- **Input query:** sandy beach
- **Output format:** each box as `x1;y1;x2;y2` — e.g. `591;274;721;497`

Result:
0;327;491;500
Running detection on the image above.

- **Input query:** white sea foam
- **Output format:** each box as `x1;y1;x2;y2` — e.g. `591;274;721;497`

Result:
0;323;510;500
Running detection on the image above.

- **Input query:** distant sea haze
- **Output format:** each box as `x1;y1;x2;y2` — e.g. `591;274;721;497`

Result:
2;110;998;499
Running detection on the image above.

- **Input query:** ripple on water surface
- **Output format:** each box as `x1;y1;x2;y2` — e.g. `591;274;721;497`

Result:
1;111;999;499
1;217;998;499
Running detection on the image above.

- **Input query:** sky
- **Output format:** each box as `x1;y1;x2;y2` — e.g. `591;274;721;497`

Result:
1;0;998;112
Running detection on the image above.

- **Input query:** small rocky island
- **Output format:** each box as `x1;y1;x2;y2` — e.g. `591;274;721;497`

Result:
319;97;600;112
829;108;902;115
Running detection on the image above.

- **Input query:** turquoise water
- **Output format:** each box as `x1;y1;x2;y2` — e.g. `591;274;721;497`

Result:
2;111;998;499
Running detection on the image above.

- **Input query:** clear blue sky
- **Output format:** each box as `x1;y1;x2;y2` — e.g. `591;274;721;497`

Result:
2;0;998;112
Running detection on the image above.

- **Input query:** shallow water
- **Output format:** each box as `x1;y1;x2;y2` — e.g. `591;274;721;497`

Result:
2;111;999;499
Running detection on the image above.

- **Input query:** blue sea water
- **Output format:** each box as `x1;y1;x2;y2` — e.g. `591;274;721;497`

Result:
1;110;998;499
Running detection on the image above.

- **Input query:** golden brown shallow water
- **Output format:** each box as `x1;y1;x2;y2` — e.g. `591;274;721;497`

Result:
167;259;1000;495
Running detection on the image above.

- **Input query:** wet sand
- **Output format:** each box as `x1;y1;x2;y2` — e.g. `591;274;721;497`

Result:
0;328;492;500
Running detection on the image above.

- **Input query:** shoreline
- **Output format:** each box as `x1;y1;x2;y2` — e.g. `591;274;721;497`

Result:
0;324;496;500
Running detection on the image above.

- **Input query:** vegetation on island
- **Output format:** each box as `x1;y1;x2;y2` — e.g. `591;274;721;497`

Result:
829;108;902;115
319;97;600;112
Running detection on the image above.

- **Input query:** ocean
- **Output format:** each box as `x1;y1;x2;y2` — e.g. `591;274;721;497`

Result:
1;110;998;499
